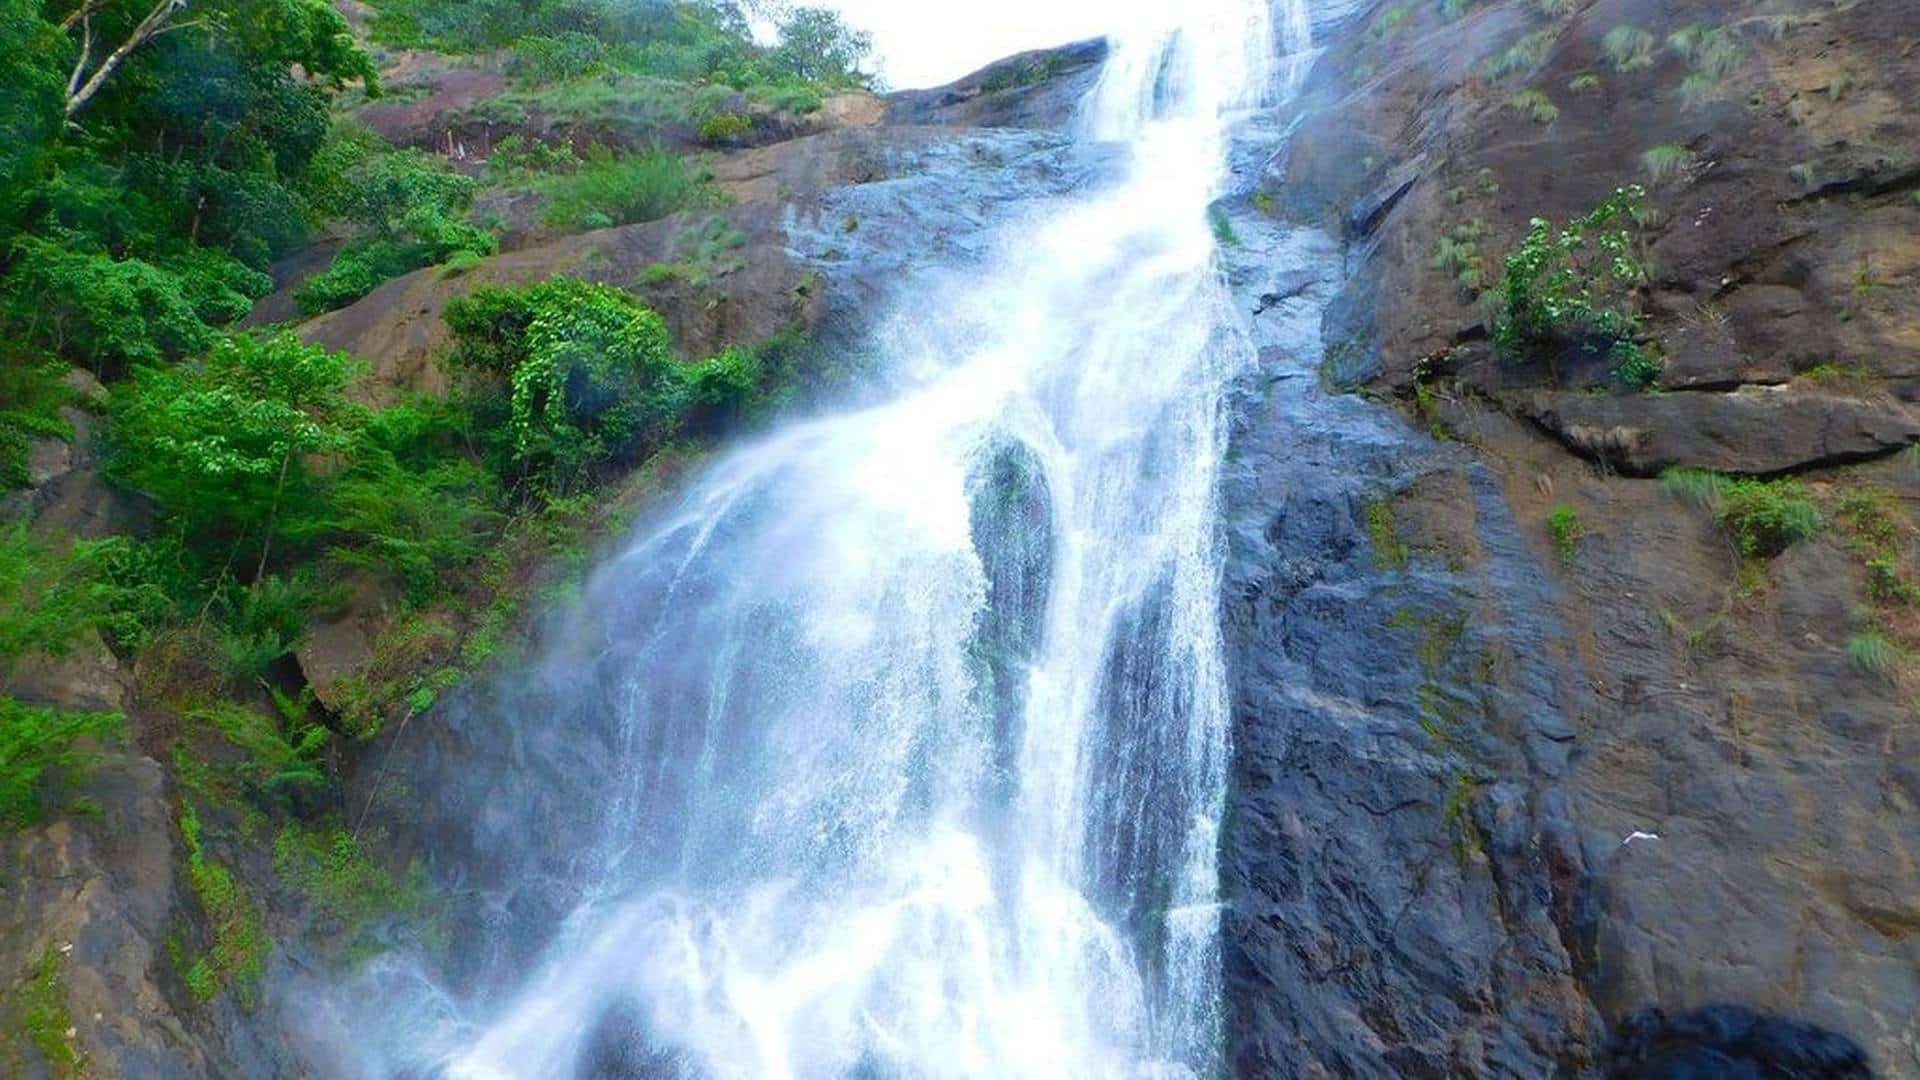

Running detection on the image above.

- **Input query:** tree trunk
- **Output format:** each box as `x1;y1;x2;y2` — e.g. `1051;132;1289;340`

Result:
64;0;187;119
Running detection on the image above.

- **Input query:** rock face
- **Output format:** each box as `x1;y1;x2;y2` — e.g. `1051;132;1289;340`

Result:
1212;0;1920;1073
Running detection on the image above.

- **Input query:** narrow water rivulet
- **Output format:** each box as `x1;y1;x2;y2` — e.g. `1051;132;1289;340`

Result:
363;3;1315;1075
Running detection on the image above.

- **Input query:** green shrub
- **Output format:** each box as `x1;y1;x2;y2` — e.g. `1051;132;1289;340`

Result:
537;148;710;232
1661;469;1822;559
1366;498;1408;570
683;345;764;432
2;242;271;372
1641;143;1693;185
0;524;165;664
110;334;363;569
1602;25;1657;71
0;695;122;830
176;803;268;1003
298;131;497;314
190;696;328;805
1847;629;1899;682
1547;504;1581;564
1492;185;1655;386
1718;478;1821;558
697;110;755;146
326;432;503;606
508;31;607;81
446;278;683;488
1487;28;1558;80
1209;206;1240;247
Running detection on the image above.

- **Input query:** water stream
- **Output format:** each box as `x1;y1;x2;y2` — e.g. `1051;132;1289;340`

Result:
362;3;1314;1075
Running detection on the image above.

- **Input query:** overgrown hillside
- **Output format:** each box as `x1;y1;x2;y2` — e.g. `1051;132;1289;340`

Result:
0;0;880;1070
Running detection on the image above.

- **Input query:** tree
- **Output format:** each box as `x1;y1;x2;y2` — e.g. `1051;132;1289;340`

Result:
52;0;375;119
772;6;872;86
110;333;363;576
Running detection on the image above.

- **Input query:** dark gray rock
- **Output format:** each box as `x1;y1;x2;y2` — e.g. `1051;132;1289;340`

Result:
1513;386;1920;476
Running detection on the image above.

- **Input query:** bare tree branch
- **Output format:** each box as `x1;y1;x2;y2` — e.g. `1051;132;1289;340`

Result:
64;0;191;119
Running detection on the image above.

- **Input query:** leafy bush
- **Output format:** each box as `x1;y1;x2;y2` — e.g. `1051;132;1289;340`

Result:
1;695;123;829
1718;478;1822;558
537;148;711;232
0;524;158;664
326;404;503;604
1486;28;1559;81
697;110;755;146
110;334;363;568
190;697;328;805
298;130;497;314
1547;504;1581;564
446;278;683;488
1660;469;1822;559
176;803;269;1003
2;242;271;372
1641;143;1693;185
1492;185;1656;386
508;31;607;81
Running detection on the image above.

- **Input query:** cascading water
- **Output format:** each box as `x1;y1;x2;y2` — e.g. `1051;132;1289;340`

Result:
355;2;1314;1075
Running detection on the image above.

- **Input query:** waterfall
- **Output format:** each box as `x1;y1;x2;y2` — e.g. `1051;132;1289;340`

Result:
369;3;1312;1076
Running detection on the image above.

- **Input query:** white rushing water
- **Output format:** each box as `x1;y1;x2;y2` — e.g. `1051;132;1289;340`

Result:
432;2;1311;1075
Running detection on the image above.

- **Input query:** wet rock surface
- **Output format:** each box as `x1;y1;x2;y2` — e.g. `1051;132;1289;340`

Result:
1225;0;1920;1072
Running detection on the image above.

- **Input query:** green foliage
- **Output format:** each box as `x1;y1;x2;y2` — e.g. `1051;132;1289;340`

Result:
1507;89;1559;125
14;946;82;1076
1368;5;1411;41
537;148;711;232
212;574;315;685
1847;630;1899;683
1602;25;1658;72
3;241;270;373
1432;218;1488;290
697;110;755;146
1641;143;1693;185
1492;185;1655;387
1718;479;1822;558
326;404;503;604
770;6;874;87
189;698;328;805
0;357;73;490
1547;504;1581;564
446;277;681;489
1660;469;1822;559
274;824;443;957
1486;29;1558;81
1366;498;1408;570
298;129;497;314
1208;206;1241;247
508;31;608;81
0;695;122;830
176;803;269;1003
110;333;362;553
0;525;161;664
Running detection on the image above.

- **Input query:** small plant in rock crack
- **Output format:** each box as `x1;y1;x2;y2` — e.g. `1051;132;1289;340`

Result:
1847;629;1900;683
1660;469;1823;559
1641;144;1694;185
1432;218;1489;290
1492;185;1658;388
1603;25;1658;72
1507;88;1560;125
1547;504;1582;564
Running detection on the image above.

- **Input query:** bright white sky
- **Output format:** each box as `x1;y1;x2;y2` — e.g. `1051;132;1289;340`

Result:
811;1;1118;90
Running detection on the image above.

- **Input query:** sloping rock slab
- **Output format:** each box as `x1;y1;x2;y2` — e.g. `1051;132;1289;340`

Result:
1514;386;1920;476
